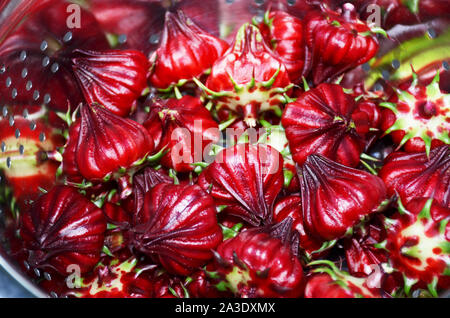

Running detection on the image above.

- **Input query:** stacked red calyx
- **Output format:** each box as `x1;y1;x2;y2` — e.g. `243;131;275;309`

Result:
299;155;387;241
379;145;449;207
304;3;380;85
20;186;106;275
198;143;284;226
72;49;150;117
129;183;222;276
272;195;330;260
255;10;306;82
203;23;293;127
211;221;304;298
149;10;229;91
62;103;154;184
142;96;220;172
282;83;371;167
2;0;450;300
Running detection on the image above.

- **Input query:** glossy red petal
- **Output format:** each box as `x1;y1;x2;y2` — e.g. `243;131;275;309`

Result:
20;186;106;275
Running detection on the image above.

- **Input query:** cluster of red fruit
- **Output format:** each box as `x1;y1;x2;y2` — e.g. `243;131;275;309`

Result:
0;0;448;298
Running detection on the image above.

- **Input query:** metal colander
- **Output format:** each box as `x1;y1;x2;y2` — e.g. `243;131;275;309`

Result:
0;0;448;298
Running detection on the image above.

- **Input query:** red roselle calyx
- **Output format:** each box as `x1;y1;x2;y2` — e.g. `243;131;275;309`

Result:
255;10;306;82
299;155;387;241
72;49;150;117
20;185;106;275
212;221;304;298
129;183;222;276
203;23;293;127
62;103;154;183
304;3;379;85
127;167;174;218
385;198;450;296
198;143;284;226
379;72;450;156
0;114;64;210
67;257;153;298
378;145;450;207
343;215;388;277
282;83;370;167
142;96;220;172
305;260;382;298
273;195;329;259
149;10;229;91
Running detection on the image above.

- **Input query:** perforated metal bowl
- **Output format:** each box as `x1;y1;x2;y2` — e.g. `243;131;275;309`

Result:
0;0;448;298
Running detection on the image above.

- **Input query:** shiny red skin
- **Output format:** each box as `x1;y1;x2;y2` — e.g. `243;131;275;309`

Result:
386;198;450;289
344;216;388;277
103;203;129;254
198;143;284;226
356;99;383;130
62;103;154;182
383;0;450;28
130;183;222;276
257;11;306;82
304;273;380;298
151;270;186;298
215;229;304;298
356;98;384;148
149;10;228;90
304;4;378;84
143;96;220;172
378;146;450;207
186;269;232;298
305;274;353;298
88;0;220;55
299;155;387;241
272;195;325;258
282;83;370;167
20;186;106;275
126;167;174;217
205;24;292;123
0;0;108;111
72;49;150;117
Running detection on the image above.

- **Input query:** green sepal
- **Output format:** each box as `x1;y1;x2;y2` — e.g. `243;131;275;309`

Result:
302;77;310;92
403;0;419;14
220;223;243;240
427;277;438;298
147;146;169;163
102;245;114;257
283;168;294;188
308;240;337;258
192;77;232;98
403;274;418;297
401;245;420;258
378;102;398;114
261;67;281;88
373;240;389;252
397;197;410;215
216;205;228;213
417;198;433;220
